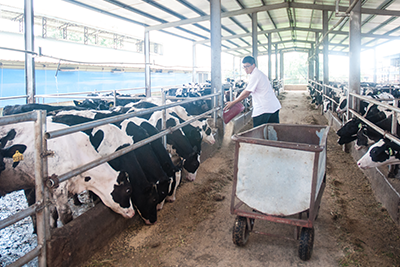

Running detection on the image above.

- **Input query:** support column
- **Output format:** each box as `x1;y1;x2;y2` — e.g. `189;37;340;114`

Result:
24;0;35;104
373;47;377;83
275;44;278;79
252;12;258;62
280;51;284;80
192;42;196;83
309;44;314;80
144;31;151;97
323;10;329;85
315;32;320;81
349;0;361;110
268;33;272;80
210;0;222;115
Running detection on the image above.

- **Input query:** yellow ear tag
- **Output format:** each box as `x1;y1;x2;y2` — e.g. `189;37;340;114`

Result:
12;150;24;162
358;123;362;129
388;147;394;156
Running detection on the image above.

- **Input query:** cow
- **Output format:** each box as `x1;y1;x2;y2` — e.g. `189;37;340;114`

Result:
336;104;392;148
148;110;200;182
2;103;86;116
0;119;135;227
52;110;173;224
357;138;400;171
0;129;27;175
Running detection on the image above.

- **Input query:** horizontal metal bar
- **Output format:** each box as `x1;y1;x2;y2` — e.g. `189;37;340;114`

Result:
0;204;38;230
35;85;181;99
46;93;219;139
0;46;37;55
51;106;219;186
349;109;400;146
350;92;400;113
0;111;38;126
0;95;29;101
8;244;42;267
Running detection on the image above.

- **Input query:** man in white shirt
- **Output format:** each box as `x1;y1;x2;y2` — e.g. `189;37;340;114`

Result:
224;56;281;127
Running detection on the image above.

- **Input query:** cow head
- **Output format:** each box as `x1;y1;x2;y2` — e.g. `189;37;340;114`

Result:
337;119;361;138
131;182;160;225
111;171;133;209
357;139;400;169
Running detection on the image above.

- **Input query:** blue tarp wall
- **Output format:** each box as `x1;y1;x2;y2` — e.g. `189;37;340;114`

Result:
0;68;192;107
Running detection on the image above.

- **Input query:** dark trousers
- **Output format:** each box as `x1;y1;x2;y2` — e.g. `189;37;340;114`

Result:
253;110;280;127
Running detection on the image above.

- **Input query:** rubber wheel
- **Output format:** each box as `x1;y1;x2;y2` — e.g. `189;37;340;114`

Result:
298;227;314;261
232;216;250;246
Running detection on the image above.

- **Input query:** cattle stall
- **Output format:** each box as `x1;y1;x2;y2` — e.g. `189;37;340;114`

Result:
0;90;228;266
308;80;400;225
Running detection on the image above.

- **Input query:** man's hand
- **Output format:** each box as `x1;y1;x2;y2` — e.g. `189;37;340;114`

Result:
224;101;235;111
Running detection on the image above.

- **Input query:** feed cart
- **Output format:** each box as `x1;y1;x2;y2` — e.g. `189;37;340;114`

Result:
230;123;329;261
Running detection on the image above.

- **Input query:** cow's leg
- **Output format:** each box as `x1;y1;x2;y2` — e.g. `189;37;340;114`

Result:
166;171;181;203
23;188;37;234
53;185;73;225
388;164;399;178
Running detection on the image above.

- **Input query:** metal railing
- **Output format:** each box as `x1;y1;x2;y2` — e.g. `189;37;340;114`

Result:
308;79;400;146
0;110;48;267
0;90;221;266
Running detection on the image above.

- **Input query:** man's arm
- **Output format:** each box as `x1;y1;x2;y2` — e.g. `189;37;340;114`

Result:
223;90;251;111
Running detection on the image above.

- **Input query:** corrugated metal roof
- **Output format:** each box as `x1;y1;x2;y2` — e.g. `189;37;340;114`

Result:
63;0;400;55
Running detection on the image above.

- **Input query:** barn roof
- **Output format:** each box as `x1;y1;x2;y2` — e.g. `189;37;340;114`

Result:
62;0;400;56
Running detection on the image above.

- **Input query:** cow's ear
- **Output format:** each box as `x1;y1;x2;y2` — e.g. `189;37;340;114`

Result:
4;144;27;158
117;171;129;184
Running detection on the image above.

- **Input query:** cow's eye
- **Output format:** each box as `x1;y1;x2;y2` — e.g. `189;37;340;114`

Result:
126;188;131;194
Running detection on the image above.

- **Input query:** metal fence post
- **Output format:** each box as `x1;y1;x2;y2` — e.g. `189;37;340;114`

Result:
35;110;47;267
161;88;167;148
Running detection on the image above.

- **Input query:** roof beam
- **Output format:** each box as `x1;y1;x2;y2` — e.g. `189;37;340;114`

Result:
205;27;400;46
146;2;288;32
146;2;400;32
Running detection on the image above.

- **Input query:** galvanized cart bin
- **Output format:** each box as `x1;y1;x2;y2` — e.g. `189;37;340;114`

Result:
230;123;329;261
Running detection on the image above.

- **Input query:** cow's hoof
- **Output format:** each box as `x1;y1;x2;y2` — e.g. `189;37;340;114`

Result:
166;197;175;203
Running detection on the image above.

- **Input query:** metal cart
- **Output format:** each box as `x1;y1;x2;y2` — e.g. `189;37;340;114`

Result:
230;123;329;261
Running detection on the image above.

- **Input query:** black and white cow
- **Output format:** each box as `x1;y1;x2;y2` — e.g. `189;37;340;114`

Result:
52;110;173;224
2;103;89;116
357;139;400;170
336;104;393;148
148;110;201;182
0;119;135;226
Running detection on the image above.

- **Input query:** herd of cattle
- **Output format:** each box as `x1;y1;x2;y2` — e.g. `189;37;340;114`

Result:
0;88;220;230
308;81;400;177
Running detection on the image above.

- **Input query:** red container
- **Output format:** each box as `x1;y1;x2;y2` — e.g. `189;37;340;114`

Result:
223;102;245;124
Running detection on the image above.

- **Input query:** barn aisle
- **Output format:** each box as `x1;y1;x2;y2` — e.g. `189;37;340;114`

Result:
83;90;400;267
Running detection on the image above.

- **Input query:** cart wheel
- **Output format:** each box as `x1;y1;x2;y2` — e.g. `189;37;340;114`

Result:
232;216;250;246
298;227;314;261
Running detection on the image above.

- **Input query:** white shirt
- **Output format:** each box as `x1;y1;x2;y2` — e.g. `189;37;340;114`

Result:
245;67;281;117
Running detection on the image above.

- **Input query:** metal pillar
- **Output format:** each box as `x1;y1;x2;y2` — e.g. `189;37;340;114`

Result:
252;12;258;62
210;0;222;123
24;0;35;104
280;51;284;81
275;44;278;79
144;31;151;97
192;42;197;83
268;33;272;80
373;47;377;83
323;10;329;85
349;0;361;109
315;32;320;81
309;44;314;80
